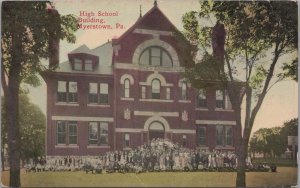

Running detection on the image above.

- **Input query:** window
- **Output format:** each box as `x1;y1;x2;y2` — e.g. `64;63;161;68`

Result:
57;121;66;144
182;135;187;147
56;121;77;145
85;60;93;71
89;83;98;103
216;125;233;146
166;88;170;100
151;79;160;99
141;86;146;99
124;79;130;98
68;122;77;145
68;82;78;103
181;81;187;100
89;122;98;145
88;122;109;145
139;47;172;67
198;127;206;146
197;89;207;108
225;126;233;146
57;81;67;102
57;81;78;103
74;58;82;70
216;90;225;108
124;133;130;147
99;83;109;104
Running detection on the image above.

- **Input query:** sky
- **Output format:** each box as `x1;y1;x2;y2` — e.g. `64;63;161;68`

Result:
27;0;298;135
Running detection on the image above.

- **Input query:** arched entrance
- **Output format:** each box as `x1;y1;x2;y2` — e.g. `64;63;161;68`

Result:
148;121;165;141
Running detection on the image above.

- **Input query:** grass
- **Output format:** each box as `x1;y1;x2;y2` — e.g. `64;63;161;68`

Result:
1;167;297;187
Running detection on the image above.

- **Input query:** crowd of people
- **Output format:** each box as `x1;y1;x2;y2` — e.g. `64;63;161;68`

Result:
26;138;254;173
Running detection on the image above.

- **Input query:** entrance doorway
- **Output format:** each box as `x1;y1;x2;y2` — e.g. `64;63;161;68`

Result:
148;121;165;141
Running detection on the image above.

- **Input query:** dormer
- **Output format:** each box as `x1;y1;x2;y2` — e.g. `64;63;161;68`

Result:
68;45;99;71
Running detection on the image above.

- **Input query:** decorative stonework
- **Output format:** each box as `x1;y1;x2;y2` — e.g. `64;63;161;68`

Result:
124;108;131;120
182;110;188;122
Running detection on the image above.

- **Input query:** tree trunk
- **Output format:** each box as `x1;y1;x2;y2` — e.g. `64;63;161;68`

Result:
236;142;247;187
6;23;22;187
6;70;21;187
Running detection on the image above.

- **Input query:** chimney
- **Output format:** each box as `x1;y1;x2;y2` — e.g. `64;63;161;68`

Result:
212;21;226;70
47;8;60;69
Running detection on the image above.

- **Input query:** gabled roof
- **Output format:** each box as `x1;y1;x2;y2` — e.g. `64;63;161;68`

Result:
112;4;179;44
68;42;113;67
69;44;91;54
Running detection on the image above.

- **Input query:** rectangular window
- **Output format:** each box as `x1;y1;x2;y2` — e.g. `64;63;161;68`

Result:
197;89;207;108
150;48;161;66
225;126;233;146
89;122;99;145
74;58;82;70
99;83;109;104
181;82;187;100
216;125;224;146
216;125;233;146
141;86;146;99
99;122;108;145
166;88;170;100
57;81;67;102
56;121;77;145
198;127;206;146
88;122;109;145
57;121;66;144
68;122;77;145
124;133;130;147
89;83;98;103
57;81;78;103
216;90;225;109
85;60;93;71
68;82;78;103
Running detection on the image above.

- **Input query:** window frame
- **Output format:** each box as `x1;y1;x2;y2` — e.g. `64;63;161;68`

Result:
216;125;233;147
124;79;130;98
181;81;187;100
197;89;207;108
88;122;109;146
99;83;109;104
57;81;78;103
89;83;99;103
74;58;83;71
151;79;161;99
124;133;130;148
198;127;206;146
56;121;77;145
216;90;225;109
139;46;173;67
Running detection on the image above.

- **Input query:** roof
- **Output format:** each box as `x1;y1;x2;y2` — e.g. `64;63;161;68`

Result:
56;42;113;75
112;4;179;45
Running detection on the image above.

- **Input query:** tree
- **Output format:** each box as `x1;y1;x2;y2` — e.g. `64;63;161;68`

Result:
1;95;46;169
182;1;297;187
249;127;285;158
1;2;78;187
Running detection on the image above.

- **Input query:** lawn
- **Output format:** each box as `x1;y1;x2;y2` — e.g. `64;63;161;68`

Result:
1;167;297;187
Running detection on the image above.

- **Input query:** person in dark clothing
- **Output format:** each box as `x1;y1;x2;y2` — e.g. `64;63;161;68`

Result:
195;151;200;170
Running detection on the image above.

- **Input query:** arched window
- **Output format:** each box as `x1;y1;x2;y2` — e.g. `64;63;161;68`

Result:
124;79;130;98
151;79;161;99
181;81;187;100
139;46;172;67
149;121;165;131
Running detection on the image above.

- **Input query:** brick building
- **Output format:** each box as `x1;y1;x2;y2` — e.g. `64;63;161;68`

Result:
43;3;238;156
